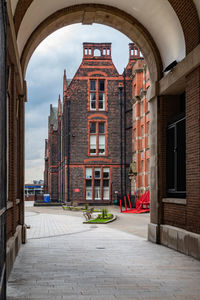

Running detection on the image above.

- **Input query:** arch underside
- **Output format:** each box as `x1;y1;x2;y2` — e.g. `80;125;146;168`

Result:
19;4;162;83
11;0;200;82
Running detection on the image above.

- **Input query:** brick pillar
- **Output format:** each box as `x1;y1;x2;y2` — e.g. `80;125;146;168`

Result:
0;1;7;297
18;93;26;242
9;64;17;235
148;95;160;243
186;67;200;234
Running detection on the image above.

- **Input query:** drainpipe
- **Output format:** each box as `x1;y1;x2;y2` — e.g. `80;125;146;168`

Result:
123;69;127;195
119;84;123;196
66;99;70;203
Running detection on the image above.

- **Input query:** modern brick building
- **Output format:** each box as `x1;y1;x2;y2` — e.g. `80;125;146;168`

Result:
24;183;44;201
44;42;145;204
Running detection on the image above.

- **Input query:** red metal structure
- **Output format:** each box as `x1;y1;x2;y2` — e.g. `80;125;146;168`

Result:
120;191;150;214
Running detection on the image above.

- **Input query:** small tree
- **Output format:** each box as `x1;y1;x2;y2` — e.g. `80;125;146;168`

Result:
101;208;108;219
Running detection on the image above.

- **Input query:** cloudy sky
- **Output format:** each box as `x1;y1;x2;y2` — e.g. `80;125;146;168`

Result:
25;23;132;183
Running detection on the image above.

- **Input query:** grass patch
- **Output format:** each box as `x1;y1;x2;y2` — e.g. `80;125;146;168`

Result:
87;213;113;223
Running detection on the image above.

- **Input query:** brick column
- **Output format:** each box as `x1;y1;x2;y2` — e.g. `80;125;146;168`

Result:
186;67;200;234
148;95;160;243
9;64;17;235
0;1;7;297
18;92;26;242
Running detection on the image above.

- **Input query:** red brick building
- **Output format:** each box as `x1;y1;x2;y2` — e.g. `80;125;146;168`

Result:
44;42;143;204
131;55;150;195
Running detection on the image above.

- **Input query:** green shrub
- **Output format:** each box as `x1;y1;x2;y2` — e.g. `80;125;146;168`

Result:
101;208;108;219
84;203;89;211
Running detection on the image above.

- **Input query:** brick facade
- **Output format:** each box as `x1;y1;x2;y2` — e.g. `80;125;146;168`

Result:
131;54;151;196
44;43;144;204
185;67;200;233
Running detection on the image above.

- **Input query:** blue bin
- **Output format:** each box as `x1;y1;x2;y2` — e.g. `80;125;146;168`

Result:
43;194;50;203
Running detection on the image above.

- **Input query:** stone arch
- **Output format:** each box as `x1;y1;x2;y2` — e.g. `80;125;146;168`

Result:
20;4;162;83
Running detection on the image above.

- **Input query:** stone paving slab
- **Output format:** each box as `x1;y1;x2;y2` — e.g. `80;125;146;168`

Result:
26;212;92;239
7;207;200;299
25;202;150;239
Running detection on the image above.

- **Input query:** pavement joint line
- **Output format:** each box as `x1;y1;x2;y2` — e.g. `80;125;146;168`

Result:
28;227;97;240
25;212;40;218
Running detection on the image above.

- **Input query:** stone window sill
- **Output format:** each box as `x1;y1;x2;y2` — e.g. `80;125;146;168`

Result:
162;198;186;205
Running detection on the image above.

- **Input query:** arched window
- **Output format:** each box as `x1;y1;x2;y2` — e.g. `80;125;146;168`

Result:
94;49;101;56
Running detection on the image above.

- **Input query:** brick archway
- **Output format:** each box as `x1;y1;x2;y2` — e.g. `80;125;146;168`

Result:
20;4;162;83
2;3;200;298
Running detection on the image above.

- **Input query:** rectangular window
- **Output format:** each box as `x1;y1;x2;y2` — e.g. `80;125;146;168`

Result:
90;135;96;155
94;168;101;200
90;122;96;133
90;93;96;110
99;80;105;91
86;168;92;200
86;168;92;179
94;168;101;178
90;80;96;91
85;167;110;201
94;179;101;200
99;93;105;110
166;115;186;197
99;123;105;134
103;168;109;178
89;121;106;156
103;168;109;200
89;79;105;111
99;135;105;155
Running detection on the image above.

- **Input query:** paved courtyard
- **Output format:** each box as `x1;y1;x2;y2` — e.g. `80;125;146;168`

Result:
7;203;200;300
